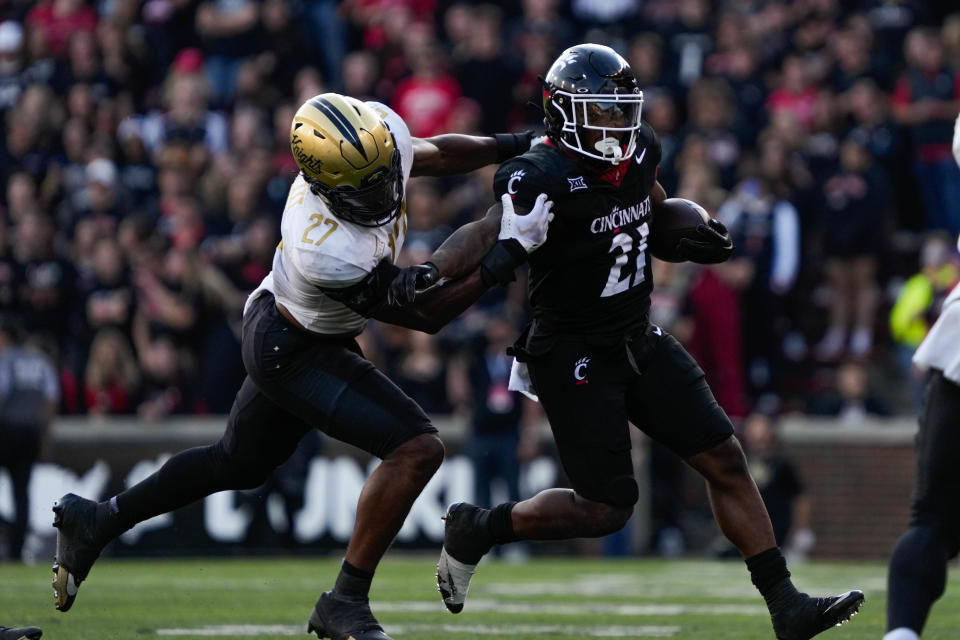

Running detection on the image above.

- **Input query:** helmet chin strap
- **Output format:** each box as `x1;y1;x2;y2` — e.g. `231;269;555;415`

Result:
594;136;625;163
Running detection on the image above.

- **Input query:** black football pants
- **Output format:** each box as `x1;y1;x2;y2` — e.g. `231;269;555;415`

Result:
887;370;960;634
113;292;435;530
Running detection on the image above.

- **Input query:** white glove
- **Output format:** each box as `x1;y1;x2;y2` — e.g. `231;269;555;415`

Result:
499;192;554;253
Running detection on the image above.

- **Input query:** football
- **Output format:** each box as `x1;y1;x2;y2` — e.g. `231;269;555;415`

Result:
649;197;712;263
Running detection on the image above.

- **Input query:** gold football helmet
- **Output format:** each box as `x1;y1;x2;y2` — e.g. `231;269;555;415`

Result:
290;93;403;226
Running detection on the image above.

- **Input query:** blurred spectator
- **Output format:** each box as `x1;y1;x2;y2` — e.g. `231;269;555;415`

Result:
84;327;139;416
718;170;800;401
767;54;818;131
13;212;76;350
194;0;260;107
680;77;744;189
504;0;575;54
660;0;713;88
342;50;381;103
742;412;814;559
391;33;462;137
448;305;538;510
814;131;888;361
300;0;348;91
708;42;766;136
392;330;450;415
0;317;58;562
137;61;229;162
844;79;905;213
892;27;960;235
453;4;517;134
80;235;133;335
628;32;671;95
26;0;97;58
0;21;26;113
889;232;960;405
807;360;891;423
830;24;882;93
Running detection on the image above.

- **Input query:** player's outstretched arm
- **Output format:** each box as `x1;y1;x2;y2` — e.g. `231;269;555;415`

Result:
387;193;553;307
375;193;551;331
323;194;551;332
410;132;531;177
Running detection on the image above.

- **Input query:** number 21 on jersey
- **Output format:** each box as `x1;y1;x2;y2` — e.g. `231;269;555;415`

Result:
601;222;649;298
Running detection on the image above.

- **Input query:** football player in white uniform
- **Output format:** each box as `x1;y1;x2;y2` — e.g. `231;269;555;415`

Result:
50;93;553;640
883;115;960;640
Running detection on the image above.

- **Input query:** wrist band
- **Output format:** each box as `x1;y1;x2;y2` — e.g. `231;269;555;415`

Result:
494;132;532;163
480;239;528;286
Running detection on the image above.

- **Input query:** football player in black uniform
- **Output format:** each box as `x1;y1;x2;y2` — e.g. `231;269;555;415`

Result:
430;44;865;640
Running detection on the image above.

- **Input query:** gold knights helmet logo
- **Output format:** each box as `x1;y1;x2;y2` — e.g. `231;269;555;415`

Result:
290;93;403;227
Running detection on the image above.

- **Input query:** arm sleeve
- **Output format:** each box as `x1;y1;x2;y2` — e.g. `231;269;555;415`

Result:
318;257;400;317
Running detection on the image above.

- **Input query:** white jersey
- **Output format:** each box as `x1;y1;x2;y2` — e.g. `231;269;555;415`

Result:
913;274;960;385
245;102;412;335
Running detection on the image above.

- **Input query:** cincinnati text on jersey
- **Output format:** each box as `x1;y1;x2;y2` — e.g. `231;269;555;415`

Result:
590;196;651;234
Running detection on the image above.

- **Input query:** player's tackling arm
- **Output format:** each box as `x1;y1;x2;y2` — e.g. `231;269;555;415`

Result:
428;200;509;280
410;133;531;177
370;268;491;334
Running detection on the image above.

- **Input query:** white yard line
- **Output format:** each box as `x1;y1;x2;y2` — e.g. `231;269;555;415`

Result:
369;600;768;616
155;624;681;637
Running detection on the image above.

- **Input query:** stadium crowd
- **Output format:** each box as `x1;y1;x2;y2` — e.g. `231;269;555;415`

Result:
0;0;957;420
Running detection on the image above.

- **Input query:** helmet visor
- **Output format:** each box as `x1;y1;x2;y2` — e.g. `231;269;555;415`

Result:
553;90;644;163
582;100;641;130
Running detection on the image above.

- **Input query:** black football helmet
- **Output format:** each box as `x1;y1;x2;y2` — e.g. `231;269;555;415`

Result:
542;44;644;164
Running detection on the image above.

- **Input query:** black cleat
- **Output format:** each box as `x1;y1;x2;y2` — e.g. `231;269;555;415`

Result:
771;590;865;640
0;626;43;640
307;591;392;640
52;493;106;612
437;502;491;614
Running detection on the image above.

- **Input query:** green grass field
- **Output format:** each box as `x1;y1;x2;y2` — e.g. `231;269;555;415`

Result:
2;555;959;639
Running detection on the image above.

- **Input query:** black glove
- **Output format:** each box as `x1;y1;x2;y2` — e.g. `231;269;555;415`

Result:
677;218;734;264
386;262;439;306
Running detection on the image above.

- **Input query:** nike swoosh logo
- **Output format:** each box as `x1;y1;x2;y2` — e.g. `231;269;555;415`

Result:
517;223;539;235
635;148;647;165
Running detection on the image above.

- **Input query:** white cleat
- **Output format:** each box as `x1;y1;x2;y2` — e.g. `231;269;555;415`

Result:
436;547;477;614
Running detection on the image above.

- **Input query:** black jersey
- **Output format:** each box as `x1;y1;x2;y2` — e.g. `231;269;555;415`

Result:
494;123;662;346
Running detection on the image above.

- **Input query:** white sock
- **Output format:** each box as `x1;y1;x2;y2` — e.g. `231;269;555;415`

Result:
883;628;919;640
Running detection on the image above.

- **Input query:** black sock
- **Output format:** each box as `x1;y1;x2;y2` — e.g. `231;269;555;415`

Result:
333;560;374;599
887;525;949;633
94;497;129;546
445;502;517;564
488;502;519;545
746;547;798;608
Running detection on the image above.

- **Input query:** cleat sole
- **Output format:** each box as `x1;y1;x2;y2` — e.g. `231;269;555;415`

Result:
825;590;864;629
51;564;78;612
